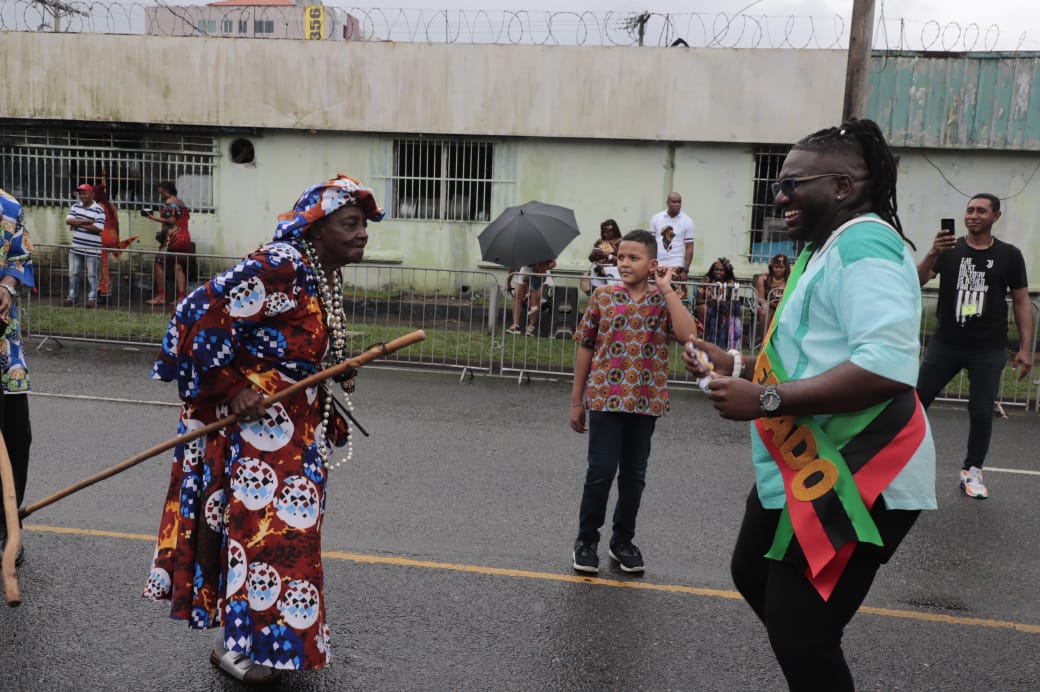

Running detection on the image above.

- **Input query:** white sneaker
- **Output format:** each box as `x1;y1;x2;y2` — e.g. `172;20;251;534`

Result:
960;466;989;499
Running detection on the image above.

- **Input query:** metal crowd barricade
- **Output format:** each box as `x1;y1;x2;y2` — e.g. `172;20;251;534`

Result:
24;245;501;377
23;243;233;347
494;273;766;386
919;290;1040;411
338;265;500;377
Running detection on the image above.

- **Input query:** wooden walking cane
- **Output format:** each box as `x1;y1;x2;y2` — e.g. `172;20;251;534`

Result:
6;329;425;606
0;431;23;607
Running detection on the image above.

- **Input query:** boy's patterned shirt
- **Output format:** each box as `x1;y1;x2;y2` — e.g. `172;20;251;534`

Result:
575;284;673;416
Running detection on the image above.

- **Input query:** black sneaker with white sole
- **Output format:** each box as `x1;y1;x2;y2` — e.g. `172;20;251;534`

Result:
572;540;599;573
609;541;645;573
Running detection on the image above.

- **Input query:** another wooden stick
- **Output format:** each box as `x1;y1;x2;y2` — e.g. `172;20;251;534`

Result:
0;432;23;606
19;329;425;524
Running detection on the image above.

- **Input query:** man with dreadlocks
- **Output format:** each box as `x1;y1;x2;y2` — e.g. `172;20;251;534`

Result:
683;118;935;690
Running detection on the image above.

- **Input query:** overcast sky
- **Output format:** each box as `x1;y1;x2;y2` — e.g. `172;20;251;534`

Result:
357;1;1040;51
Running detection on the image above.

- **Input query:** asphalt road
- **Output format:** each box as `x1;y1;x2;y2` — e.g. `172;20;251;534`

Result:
1;340;1038;691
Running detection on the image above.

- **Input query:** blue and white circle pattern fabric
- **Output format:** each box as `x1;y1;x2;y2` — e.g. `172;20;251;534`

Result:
278;579;321;629
144;565;171;600
274;476;321;529
254;623;305;669
247;561;282;611
223;600;254;652
180;418;206;473
230;458;278;510
264;291;295;317
225;539;248;596
204;489;227;533
239;402;294;452
228;277;266;318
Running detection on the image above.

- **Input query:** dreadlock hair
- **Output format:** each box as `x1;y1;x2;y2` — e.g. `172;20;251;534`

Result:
793;118;914;251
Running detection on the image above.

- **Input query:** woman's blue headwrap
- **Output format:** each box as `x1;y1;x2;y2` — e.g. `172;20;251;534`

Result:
274;173;384;241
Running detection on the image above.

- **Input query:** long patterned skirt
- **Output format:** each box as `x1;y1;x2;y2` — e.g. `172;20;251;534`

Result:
144;387;332;669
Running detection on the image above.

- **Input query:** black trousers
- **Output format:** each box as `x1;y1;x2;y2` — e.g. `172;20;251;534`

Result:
0;393;32;508
731;487;919;692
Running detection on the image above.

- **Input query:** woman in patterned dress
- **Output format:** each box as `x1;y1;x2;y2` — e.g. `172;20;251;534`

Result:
144;174;383;685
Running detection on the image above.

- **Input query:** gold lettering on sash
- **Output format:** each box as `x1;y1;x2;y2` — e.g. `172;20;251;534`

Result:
791;458;839;502
779;425;818;470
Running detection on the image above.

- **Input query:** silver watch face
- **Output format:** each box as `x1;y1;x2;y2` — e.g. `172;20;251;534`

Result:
761;386;782;412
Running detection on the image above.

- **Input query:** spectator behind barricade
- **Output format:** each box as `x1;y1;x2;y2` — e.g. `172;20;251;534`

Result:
506;259;556;336
64;183;106;308
141;181;192;307
648;192;695;296
694;257;742;350
580;218;623;294
754;253;790;345
92;183;139;302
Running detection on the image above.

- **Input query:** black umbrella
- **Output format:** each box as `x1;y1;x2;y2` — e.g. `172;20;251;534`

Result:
478;200;580;268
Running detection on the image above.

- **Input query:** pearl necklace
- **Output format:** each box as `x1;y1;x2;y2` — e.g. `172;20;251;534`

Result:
298;237;354;472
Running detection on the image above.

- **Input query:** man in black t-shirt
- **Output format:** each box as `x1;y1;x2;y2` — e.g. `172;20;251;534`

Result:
916;193;1033;499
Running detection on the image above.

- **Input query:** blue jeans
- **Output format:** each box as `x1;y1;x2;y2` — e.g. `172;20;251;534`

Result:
67;251;100;302
916;339;1006;469
577;411;657;545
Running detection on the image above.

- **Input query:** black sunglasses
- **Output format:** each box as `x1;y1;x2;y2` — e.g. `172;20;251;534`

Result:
771;173;846;197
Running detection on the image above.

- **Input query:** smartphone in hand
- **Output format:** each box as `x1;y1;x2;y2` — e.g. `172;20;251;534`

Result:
940;218;955;235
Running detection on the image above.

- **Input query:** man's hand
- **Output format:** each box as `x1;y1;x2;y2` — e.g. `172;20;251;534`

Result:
930;229;956;254
681;338;730;377
705;377;765;421
1013;348;1033;381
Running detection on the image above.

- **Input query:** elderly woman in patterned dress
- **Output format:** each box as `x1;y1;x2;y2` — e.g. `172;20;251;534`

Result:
144;174;382;685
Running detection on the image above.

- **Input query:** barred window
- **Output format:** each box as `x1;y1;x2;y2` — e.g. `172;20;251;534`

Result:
747;144;797;263
196;19;216;33
391;139;493;222
254;19;275;34
0;128;218;212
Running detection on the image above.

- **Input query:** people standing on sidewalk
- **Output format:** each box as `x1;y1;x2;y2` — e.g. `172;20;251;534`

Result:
141;181;192;306
915;194;1032;499
92;183;138;301
64;183;105;308
144;173;383;685
569;229;697;575
0;188;35;567
683;118;935;691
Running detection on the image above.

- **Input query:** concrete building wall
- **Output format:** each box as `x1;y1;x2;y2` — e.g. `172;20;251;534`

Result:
0;32;844;142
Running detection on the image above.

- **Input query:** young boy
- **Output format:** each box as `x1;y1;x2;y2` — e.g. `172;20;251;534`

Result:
569;229;698;573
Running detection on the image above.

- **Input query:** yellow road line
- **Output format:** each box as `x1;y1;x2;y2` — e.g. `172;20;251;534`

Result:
27;524;1040;635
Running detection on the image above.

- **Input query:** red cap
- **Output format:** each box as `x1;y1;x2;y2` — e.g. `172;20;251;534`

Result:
76;183;93;191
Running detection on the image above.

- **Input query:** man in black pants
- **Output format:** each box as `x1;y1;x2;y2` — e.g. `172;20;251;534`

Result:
916;193;1032;499
0;188;34;566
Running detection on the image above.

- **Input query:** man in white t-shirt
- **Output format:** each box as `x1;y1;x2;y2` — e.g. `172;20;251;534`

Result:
64;183;106;308
649;192;695;283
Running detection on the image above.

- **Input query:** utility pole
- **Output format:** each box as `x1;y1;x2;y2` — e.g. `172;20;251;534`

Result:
843;0;876;120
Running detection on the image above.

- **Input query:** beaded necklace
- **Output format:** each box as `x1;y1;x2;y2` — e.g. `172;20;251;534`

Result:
298;237;354;471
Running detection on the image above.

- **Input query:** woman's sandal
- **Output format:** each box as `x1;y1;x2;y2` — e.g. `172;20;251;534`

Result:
210;648;283;687
505;324;522;335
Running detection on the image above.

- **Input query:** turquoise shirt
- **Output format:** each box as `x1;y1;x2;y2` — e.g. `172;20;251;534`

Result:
751;215;937;511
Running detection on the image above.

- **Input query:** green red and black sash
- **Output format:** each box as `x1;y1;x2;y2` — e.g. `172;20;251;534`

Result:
753;241;927;600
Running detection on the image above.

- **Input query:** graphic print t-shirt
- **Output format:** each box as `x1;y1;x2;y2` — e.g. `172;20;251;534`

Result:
933;237;1027;349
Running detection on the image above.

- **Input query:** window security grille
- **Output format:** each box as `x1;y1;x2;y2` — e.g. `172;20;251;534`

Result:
747;144;798;263
391;139;494;222
0;128;218;212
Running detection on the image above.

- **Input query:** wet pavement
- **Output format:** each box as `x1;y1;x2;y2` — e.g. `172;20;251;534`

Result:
1;340;1038;691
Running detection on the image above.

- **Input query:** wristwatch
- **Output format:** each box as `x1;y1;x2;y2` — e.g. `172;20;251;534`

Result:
759;384;783;416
